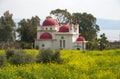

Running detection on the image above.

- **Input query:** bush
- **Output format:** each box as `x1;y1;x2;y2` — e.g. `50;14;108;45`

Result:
0;54;7;67
35;45;39;49
21;42;32;49
36;49;53;63
10;50;35;65
36;49;62;63
25;54;36;64
6;49;15;59
52;49;63;63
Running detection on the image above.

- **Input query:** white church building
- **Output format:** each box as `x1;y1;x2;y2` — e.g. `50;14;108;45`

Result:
35;17;87;50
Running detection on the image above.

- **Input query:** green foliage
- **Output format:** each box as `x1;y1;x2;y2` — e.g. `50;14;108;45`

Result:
36;49;62;63
17;16;40;49
98;33;109;50
52;49;63;63
0;54;7;67
20;42;32;49
35;45;39;49
36;49;53;63
50;9;71;24
72;12;100;41
17;16;40;44
6;49;15;59
86;33;109;50
10;50;35;65
0;11;15;42
86;41;99;50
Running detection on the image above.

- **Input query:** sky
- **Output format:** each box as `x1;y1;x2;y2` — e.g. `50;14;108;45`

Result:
0;0;120;20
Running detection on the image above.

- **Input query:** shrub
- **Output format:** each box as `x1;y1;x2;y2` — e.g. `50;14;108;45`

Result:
21;42;32;49
6;49;15;59
0;54;7;67
10;50;35;65
25;53;36;64
36;49;53;63
52;49;63;63
36;49;62;63
35;45;39;49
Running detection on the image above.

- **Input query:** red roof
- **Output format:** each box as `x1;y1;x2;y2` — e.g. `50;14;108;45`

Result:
40;32;52;39
42;17;59;26
59;25;69;32
76;36;85;41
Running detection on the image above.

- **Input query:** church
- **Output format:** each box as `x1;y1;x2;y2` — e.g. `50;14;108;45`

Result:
35;16;87;50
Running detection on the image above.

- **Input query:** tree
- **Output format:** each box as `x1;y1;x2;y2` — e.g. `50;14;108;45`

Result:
98;33;109;50
17;16;40;48
72;12;100;41
50;9;100;41
50;9;71;24
0;11;15;42
86;40;98;50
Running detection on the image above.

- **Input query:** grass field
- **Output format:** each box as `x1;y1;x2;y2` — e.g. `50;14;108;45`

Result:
0;49;120;79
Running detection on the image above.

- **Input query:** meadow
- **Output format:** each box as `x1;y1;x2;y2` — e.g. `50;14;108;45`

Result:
0;49;120;79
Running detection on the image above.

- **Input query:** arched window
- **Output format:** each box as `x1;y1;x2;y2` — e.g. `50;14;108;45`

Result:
60;40;62;48
61;36;64;39
59;36;65;48
77;48;80;50
63;40;65;48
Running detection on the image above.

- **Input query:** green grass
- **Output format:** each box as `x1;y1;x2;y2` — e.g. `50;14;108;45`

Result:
0;49;120;79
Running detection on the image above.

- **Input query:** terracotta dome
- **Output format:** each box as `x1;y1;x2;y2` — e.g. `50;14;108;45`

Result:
59;25;69;32
40;32;52;39
76;36;85;41
42;17;59;26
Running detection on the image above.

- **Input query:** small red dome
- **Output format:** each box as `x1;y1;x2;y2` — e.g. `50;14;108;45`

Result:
59;25;69;32
76;36;85;41
42;17;59;26
40;32;52;39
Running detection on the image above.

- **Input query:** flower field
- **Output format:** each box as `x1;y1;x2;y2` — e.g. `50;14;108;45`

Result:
0;49;120;79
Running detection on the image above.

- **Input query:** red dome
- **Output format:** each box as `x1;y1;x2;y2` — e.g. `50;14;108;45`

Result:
76;36;85;41
40;32;52;39
59;25;69;32
42;17;59;26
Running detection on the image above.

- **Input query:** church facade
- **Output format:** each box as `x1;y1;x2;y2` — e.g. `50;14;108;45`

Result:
35;17;86;50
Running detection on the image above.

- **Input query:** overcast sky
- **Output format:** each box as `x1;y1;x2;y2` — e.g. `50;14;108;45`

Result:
0;0;120;20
